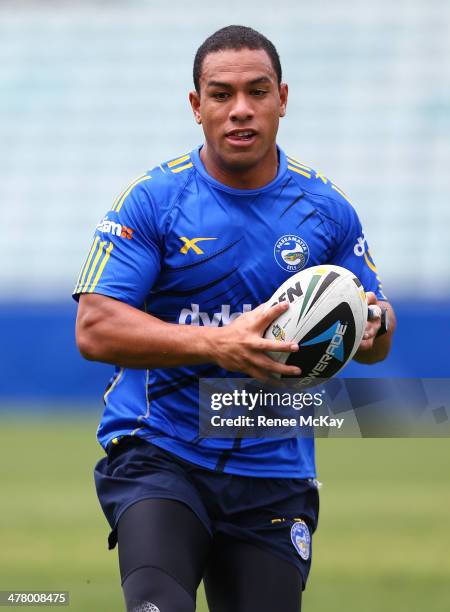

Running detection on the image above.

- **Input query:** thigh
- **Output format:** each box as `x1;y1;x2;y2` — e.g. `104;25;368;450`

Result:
118;498;211;612
204;534;303;612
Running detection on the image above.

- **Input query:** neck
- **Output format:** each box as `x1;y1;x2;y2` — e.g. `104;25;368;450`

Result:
200;144;278;190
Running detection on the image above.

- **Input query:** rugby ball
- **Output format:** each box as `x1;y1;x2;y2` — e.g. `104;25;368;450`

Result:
264;265;368;385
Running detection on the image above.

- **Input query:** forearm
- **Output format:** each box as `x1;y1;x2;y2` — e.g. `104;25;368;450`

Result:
76;294;217;369
76;294;301;380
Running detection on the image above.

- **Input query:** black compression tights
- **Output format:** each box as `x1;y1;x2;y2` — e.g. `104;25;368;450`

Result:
117;499;303;612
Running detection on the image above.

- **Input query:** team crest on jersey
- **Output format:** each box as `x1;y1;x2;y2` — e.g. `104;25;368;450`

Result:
274;235;309;272
290;519;311;560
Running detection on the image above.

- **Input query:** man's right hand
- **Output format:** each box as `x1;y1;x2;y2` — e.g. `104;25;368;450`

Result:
76;294;300;381
211;301;301;382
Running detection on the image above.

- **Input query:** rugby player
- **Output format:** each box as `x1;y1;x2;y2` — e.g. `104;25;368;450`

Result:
74;25;395;612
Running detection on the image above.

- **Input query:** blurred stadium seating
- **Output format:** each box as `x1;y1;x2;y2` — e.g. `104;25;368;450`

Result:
1;0;449;402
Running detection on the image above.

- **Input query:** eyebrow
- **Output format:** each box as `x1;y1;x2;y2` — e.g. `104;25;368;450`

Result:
206;76;273;88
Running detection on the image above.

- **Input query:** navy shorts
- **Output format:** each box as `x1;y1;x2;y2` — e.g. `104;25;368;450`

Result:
94;436;320;588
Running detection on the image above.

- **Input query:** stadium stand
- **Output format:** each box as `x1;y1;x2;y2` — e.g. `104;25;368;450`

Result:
0;0;449;400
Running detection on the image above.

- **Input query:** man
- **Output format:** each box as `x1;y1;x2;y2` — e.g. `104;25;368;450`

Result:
74;25;395;612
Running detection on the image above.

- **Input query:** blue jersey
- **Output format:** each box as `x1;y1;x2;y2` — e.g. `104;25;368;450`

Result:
73;146;385;477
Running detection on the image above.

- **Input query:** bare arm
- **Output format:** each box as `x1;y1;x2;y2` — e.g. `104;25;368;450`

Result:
76;293;302;381
353;292;396;364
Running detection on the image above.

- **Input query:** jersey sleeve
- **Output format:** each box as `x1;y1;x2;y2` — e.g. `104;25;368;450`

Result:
73;175;162;308
328;194;387;301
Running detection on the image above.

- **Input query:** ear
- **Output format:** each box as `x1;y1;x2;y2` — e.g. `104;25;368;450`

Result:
189;90;202;124
279;83;288;118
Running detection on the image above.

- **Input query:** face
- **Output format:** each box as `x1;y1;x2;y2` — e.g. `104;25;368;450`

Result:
189;48;288;182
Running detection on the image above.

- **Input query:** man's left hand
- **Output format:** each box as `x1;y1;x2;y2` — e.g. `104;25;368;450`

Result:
357;291;382;353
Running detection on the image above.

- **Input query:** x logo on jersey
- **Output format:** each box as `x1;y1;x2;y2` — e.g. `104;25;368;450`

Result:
179;236;217;255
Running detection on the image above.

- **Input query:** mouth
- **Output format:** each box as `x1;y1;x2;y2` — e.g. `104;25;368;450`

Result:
225;129;257;146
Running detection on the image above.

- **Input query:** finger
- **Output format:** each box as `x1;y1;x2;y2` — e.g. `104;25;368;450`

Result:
254;339;299;353
368;305;382;321
358;339;374;352
246;368;272;384
363;325;378;340
252;302;269;314
277;365;303;377
363;320;381;338
365;291;377;305
255;355;302;377
259;300;289;326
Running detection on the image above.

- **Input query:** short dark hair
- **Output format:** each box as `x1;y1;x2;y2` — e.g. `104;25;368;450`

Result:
193;25;282;92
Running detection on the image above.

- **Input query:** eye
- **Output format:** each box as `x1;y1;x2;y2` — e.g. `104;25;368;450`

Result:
211;92;231;100
250;89;268;96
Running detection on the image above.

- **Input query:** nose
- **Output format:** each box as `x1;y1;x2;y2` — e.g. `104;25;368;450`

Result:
229;93;254;122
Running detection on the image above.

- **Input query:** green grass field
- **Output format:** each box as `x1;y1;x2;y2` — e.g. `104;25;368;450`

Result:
1;414;449;611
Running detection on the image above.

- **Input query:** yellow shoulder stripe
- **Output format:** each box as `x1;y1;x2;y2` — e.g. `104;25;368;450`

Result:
171;162;193;174
331;184;352;205
315;170;328;184
287;156;312;171
111;174;146;211
168;154;190;168
80;240;107;292
75;236;100;293
364;251;378;274
89;242;114;292
288;164;311;179
77;240;113;293
111;175;151;213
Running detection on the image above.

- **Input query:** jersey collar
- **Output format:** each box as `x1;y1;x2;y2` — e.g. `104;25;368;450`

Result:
190;144;289;195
